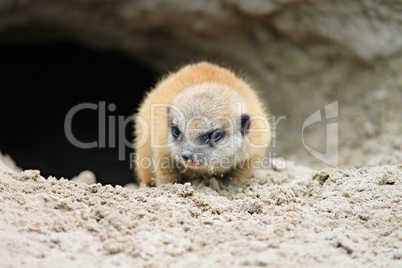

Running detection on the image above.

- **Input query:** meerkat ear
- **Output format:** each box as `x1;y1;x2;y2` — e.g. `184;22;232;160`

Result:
241;114;250;136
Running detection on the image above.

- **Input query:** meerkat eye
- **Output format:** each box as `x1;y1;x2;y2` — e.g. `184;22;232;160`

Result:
209;129;225;143
171;126;181;139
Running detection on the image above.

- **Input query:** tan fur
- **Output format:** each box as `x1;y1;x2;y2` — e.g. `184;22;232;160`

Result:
134;62;270;186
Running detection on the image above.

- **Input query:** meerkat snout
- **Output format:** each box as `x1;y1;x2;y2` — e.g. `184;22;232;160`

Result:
181;152;194;161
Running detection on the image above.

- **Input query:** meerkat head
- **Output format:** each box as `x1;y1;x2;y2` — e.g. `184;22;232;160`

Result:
167;82;251;174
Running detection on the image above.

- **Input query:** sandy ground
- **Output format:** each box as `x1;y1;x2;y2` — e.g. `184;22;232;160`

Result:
0;154;401;267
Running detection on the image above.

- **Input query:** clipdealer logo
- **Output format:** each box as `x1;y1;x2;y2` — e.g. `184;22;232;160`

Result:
64;101;133;161
63;100;339;167
302;101;339;167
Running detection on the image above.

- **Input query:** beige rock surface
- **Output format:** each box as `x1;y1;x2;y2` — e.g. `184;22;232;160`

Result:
0;0;401;168
1;159;401;267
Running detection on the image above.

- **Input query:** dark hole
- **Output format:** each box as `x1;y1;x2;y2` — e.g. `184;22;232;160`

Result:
0;41;158;186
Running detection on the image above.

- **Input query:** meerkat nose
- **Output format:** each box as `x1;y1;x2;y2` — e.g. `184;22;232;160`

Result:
181;153;194;161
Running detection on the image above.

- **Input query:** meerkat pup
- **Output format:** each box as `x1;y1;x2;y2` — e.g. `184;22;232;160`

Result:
134;62;270;186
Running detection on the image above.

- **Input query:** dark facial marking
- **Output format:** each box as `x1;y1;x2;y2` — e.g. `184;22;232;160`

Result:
241;114;250;136
209;129;224;143
171;125;181;140
199;129;225;146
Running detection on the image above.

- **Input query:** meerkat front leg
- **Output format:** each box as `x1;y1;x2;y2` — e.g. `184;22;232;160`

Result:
154;154;180;185
233;164;255;179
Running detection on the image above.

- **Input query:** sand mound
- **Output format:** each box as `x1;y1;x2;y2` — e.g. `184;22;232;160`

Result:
1;158;401;267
